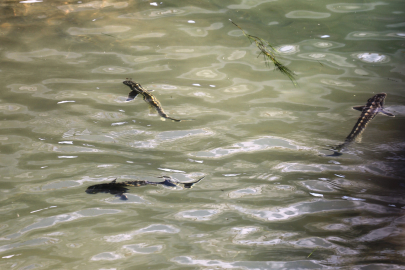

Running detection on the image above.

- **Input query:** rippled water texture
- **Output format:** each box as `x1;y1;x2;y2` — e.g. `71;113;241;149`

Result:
1;0;405;269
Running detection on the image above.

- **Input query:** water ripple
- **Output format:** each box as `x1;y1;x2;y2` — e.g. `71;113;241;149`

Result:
276;44;299;54
285;10;331;19
90;243;163;261
104;224;180;243
175;209;219;221
0;238;59;253
178;64;227;80
172;256;328;269
230;200;360;222
1;1;404;268
191;136;304;158
6;49;82;62
3;208;120;240
352;52;390;63
326;2;387;13
298;52;356;67
119;6;225;20
228;0;278;9
179;22;223;37
58;1;128;12
346;31;405;40
67;25;130;35
228;186;263;198
92;66;135;74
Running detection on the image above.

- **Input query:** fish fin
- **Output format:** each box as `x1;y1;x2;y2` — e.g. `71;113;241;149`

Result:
116;193;128;200
327;151;343;157
355;135;362;143
182;183;193;188
379;109;395;117
149;106;157;115
111;179;117;184
182;176;205;189
325;143;345;157
126;90;139;101
352;105;366;111
162;179;177;188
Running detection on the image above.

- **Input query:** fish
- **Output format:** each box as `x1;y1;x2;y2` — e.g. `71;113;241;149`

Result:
86;176;205;200
329;93;394;156
123;79;191;122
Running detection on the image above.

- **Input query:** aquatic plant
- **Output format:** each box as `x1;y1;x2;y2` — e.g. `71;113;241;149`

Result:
231;20;297;86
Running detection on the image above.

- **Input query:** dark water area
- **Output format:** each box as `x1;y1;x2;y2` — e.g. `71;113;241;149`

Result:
0;0;405;269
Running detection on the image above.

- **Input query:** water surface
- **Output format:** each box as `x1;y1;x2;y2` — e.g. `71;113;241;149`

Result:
1;0;405;269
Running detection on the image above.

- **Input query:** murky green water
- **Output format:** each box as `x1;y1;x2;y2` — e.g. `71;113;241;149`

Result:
1;0;405;269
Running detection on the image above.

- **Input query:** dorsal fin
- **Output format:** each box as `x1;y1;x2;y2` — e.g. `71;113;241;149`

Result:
111;179;117;184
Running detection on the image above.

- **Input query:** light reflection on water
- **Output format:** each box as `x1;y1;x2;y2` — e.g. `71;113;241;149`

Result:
1;0;405;269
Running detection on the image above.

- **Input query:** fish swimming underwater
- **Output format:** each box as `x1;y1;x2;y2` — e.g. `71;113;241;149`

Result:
86;176;205;200
123;79;191;122
329;93;394;156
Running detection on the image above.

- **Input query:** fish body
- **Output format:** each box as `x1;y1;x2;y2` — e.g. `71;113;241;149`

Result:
123;79;185;122
86;176;205;200
330;93;394;156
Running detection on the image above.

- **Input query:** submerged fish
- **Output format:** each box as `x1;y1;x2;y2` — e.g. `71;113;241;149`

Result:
123;79;191;122
329;93;394;156
86;176;205;200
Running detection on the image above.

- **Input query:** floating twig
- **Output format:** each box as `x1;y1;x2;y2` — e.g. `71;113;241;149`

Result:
307;247;318;258
230;20;296;86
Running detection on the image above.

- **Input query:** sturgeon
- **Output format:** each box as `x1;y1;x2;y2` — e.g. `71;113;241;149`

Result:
330;93;394;156
123;79;191;122
86;176;205;200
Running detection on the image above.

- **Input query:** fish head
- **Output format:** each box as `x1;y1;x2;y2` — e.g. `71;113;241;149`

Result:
123;79;140;88
368;93;387;107
85;184;105;194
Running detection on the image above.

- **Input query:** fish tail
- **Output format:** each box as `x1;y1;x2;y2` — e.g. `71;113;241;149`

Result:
327;151;343;157
171;117;194;122
183;176;205;188
163;116;194;122
167;117;182;122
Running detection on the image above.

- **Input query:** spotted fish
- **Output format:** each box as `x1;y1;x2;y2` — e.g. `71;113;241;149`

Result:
330;93;394;156
123;79;191;122
86;176;205;200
